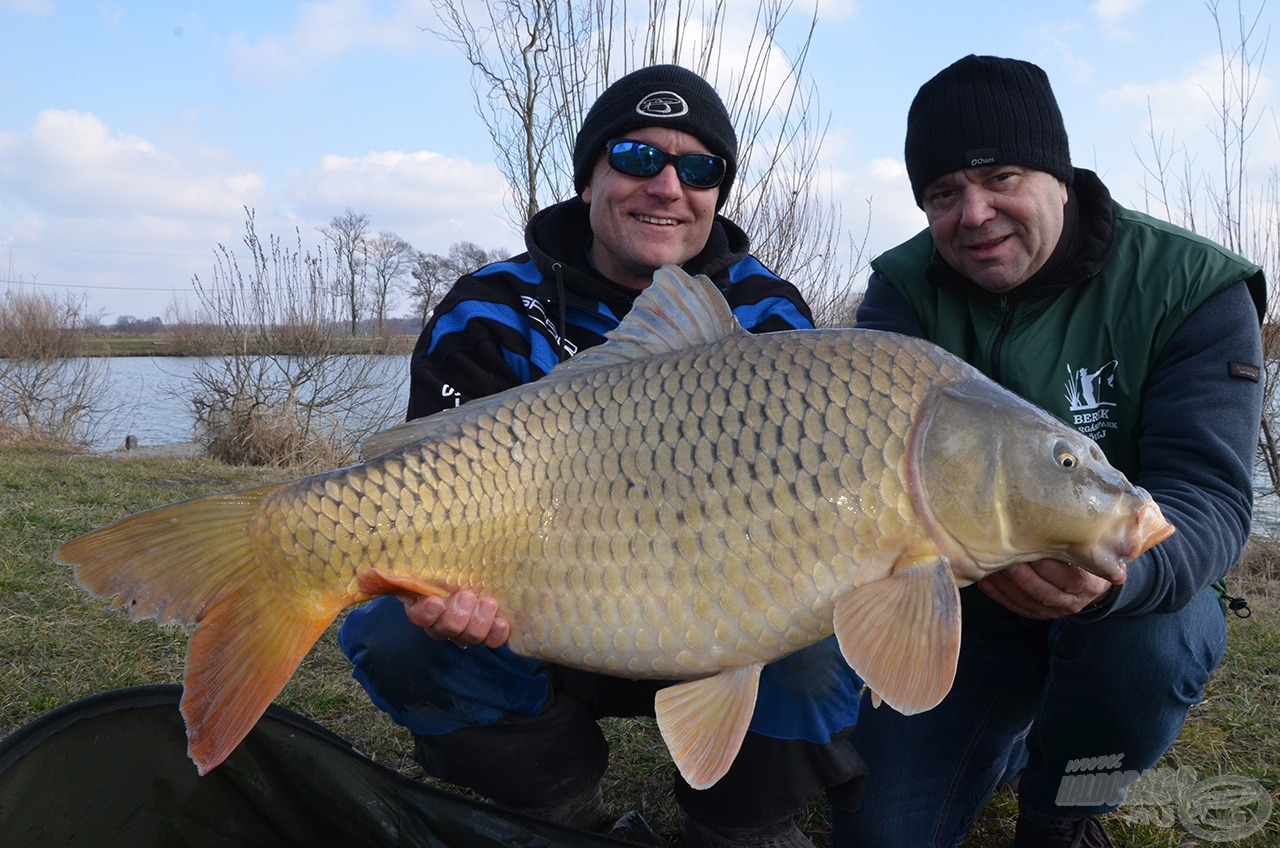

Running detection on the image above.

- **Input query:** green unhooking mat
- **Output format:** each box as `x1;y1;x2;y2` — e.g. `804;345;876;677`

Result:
0;685;633;847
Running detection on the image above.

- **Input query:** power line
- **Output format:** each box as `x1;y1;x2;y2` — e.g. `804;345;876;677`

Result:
0;277;193;293
4;242;210;260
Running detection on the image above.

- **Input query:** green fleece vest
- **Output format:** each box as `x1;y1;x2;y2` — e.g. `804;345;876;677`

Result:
871;204;1263;479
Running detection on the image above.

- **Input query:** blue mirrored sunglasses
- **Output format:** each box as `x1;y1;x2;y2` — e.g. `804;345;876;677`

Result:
606;139;727;190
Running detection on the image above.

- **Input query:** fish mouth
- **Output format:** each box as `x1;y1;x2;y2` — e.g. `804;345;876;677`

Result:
1128;500;1176;558
1076;499;1175;586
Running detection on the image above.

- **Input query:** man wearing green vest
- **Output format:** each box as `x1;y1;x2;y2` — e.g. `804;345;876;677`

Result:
833;55;1266;848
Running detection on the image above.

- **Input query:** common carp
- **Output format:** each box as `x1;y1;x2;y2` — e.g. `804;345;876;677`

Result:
56;265;1173;791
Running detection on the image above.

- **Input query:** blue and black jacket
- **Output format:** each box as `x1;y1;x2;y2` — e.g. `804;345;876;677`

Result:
407;196;815;420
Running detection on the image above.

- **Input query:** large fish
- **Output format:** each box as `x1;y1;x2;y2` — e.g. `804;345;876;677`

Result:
56;265;1172;791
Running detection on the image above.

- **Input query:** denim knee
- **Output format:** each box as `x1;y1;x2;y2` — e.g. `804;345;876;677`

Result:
339;596;549;734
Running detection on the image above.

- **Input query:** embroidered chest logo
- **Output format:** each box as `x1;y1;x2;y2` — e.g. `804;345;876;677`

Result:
1064;360;1119;441
520;295;578;357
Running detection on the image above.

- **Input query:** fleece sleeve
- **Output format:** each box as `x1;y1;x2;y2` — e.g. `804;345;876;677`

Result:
853;272;927;336
1096;282;1263;616
405;276;532;421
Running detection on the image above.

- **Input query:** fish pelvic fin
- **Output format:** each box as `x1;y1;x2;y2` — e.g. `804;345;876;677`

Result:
834;557;961;716
654;663;763;791
357;569;453;601
55;482;352;775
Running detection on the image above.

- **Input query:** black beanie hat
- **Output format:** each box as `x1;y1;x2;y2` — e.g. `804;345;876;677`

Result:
904;54;1073;206
573;64;738;209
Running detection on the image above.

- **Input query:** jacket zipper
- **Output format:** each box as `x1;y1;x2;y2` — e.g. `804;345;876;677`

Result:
991;295;1016;382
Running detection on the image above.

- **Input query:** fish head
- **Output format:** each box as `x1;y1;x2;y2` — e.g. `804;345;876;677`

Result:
909;378;1174;585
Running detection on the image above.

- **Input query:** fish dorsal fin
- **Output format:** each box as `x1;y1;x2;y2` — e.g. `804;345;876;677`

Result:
654;663;763;790
554;263;745;375
359;403;479;460
833;557;961;716
361;265;742;460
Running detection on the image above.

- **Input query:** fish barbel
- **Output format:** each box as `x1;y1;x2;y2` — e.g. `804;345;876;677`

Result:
56;265;1173;790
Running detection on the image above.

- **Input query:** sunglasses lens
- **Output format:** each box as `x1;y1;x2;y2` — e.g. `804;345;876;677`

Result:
607;140;726;189
608;141;665;178
676;154;726;189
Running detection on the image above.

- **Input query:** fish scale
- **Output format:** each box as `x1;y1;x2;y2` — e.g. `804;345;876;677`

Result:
58;264;1172;790
255;327;945;680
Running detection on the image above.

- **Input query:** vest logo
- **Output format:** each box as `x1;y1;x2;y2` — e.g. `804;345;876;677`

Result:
1065;360;1118;441
636;91;689;118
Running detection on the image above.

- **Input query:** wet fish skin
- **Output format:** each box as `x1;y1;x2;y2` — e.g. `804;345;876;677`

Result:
56;265;1172;790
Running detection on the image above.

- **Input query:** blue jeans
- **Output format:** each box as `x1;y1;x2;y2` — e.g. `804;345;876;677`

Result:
831;584;1227;847
340;596;866;827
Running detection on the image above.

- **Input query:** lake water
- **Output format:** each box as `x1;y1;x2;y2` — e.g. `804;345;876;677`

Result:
79;355;1280;529
88;355;411;453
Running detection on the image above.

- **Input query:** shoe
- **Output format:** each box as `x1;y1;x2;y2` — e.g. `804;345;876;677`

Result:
488;782;606;831
681;815;815;848
1013;814;1114;848
601;810;664;846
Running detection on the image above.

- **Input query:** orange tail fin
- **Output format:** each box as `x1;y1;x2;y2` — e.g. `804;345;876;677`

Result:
55;482;353;775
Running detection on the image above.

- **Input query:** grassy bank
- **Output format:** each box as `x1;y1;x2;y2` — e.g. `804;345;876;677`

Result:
1;445;1277;845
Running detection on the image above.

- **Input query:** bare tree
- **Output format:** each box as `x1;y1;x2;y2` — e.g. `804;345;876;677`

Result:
426;0;867;322
189;209;401;468
1133;0;1279;509
366;231;416;336
407;241;509;326
0;286;112;449
320;209;372;336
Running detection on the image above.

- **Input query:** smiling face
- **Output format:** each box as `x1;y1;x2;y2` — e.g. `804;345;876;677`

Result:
921;165;1069;293
581;126;720;290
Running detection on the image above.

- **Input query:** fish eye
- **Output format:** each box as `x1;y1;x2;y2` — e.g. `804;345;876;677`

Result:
1054;442;1079;470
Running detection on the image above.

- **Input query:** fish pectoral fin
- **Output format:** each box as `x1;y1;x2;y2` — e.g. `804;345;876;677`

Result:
833;557;961;716
654;664;763;791
357;569;453;601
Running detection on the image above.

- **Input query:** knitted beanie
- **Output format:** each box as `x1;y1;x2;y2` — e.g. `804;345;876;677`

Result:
904;54;1073;206
572;64;738;209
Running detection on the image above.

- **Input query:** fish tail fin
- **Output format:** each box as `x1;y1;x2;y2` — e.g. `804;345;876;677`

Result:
55;482;349;774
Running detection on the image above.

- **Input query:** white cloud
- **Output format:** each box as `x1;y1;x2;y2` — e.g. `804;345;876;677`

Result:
1093;0;1146;25
229;0;438;82
287;149;515;252
0;110;271;318
816;131;923;278
0;0;53;14
1103;55;1236;140
0;109;264;219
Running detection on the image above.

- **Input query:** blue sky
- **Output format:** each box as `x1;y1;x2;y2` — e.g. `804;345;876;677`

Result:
1;0;1276;321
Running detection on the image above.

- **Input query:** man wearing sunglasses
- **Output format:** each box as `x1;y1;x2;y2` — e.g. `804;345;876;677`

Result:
339;65;864;848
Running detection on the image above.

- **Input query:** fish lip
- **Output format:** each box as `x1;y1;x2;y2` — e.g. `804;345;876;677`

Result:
1074;499;1174;586
1127;499;1176;558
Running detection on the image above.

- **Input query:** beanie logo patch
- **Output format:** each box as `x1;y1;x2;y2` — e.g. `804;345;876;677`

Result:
635;91;689;118
965;147;1000;168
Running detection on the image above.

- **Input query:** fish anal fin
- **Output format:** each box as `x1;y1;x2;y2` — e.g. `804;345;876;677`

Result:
357;568;453;602
182;587;348;775
834;557;961;716
654;663;762;791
